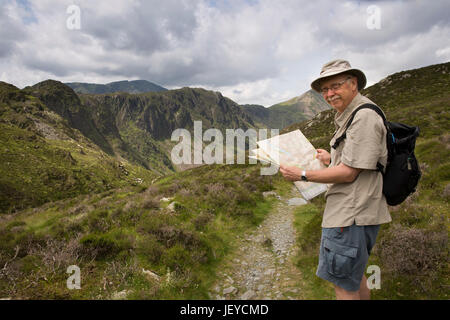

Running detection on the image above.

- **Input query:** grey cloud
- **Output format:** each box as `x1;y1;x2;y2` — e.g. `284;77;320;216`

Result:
80;0;199;54
3;0;449;101
0;2;28;58
312;0;450;50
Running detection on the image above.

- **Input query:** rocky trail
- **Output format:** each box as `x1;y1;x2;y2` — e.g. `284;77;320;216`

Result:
209;188;308;300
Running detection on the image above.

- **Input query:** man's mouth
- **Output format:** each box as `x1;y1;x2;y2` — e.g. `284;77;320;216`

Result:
328;96;341;103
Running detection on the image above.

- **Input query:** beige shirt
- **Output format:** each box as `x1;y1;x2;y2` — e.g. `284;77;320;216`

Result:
322;93;392;228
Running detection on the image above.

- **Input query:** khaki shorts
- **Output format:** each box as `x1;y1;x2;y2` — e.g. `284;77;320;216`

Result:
316;223;380;292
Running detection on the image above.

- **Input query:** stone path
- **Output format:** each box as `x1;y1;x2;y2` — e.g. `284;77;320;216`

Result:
209;188;307;300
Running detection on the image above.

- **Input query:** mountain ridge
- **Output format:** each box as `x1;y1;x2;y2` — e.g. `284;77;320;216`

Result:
65;79;168;94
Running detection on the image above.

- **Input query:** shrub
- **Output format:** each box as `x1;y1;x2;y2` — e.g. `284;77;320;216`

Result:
193;212;214;231
80;230;134;259
111;206;142;227
141;198;159;210
161;243;192;272
144;185;160;197
86;209;111;233
177;188;193;198
375;224;448;290
136;235;164;264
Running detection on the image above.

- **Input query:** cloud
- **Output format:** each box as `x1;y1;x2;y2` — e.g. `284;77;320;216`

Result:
0;0;449;106
0;1;29;58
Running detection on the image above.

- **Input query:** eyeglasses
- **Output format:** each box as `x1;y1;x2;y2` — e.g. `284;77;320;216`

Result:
320;77;352;95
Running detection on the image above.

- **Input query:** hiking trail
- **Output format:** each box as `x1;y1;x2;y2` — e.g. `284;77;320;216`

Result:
209;187;308;300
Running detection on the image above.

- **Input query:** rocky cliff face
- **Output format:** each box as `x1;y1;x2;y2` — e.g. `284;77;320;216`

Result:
24;80;115;155
82;87;256;141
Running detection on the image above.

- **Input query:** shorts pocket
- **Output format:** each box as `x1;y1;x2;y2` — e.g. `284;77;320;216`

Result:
324;238;358;279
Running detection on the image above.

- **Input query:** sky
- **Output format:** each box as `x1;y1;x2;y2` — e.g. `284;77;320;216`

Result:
1;0;449;107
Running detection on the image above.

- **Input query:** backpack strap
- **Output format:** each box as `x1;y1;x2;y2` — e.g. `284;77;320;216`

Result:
331;103;387;172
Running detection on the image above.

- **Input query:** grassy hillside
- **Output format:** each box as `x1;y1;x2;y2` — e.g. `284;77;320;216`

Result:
285;61;450;299
0;82;158;214
0;163;286;299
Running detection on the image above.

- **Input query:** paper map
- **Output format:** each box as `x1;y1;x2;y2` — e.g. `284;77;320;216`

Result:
250;129;328;200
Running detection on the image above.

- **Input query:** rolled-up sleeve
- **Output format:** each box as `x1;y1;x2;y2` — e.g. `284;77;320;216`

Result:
341;109;385;170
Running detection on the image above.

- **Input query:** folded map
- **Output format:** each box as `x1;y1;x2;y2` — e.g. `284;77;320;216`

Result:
250;129;328;200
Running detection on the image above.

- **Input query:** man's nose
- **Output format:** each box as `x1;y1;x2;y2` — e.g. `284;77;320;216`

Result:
325;90;335;98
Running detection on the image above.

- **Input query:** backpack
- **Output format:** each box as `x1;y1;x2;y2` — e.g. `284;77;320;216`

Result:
332;103;421;206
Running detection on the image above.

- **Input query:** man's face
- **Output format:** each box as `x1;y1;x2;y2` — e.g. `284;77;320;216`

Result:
320;75;358;113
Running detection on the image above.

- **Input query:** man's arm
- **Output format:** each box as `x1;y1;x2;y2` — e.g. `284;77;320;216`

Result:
279;162;362;184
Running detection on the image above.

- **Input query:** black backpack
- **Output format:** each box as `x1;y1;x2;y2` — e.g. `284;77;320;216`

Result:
332;103;421;206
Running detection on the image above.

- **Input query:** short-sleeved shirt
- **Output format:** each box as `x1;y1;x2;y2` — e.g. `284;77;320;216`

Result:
322;93;392;228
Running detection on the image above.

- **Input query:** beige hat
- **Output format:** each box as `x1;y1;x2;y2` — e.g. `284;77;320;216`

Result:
311;59;367;93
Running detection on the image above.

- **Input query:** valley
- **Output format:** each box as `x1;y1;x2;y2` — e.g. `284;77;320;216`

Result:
0;61;448;300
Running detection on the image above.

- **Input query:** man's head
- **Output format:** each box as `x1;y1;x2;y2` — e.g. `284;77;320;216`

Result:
311;59;367;113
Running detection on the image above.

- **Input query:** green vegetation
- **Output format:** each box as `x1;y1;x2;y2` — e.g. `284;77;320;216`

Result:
292;199;334;299
0;82;157;214
0;61;448;300
0;122;153;213
0;163;284;299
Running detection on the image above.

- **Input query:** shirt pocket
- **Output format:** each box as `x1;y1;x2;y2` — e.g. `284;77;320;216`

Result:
323;238;358;279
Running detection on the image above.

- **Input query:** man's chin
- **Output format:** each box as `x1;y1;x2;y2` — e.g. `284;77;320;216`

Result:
329;101;341;108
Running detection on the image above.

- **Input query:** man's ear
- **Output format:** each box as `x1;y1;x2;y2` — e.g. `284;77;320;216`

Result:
350;76;358;91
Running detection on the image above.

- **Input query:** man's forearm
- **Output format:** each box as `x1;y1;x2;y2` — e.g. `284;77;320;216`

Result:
306;163;361;184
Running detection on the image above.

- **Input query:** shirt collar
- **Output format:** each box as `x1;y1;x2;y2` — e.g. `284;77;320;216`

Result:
334;92;363;129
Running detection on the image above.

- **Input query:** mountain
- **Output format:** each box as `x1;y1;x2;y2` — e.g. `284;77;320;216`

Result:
0;81;257;214
79;87;257;171
65;80;168;94
242;89;330;130
80;87;256;141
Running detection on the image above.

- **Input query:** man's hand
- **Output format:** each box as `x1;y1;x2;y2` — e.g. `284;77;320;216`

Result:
316;149;331;166
279;165;302;181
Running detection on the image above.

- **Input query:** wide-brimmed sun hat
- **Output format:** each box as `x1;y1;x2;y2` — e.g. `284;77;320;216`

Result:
311;59;367;93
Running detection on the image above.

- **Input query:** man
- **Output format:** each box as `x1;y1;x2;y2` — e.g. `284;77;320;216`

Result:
280;59;391;300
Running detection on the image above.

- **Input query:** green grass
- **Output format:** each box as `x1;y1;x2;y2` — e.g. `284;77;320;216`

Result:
0;163;282;299
0;121;157;214
291;201;334;299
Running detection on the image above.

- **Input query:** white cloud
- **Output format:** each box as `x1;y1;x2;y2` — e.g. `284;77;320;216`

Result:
0;0;449;106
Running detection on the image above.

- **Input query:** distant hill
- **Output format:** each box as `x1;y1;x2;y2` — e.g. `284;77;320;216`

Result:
242;90;330;130
65;80;167;94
